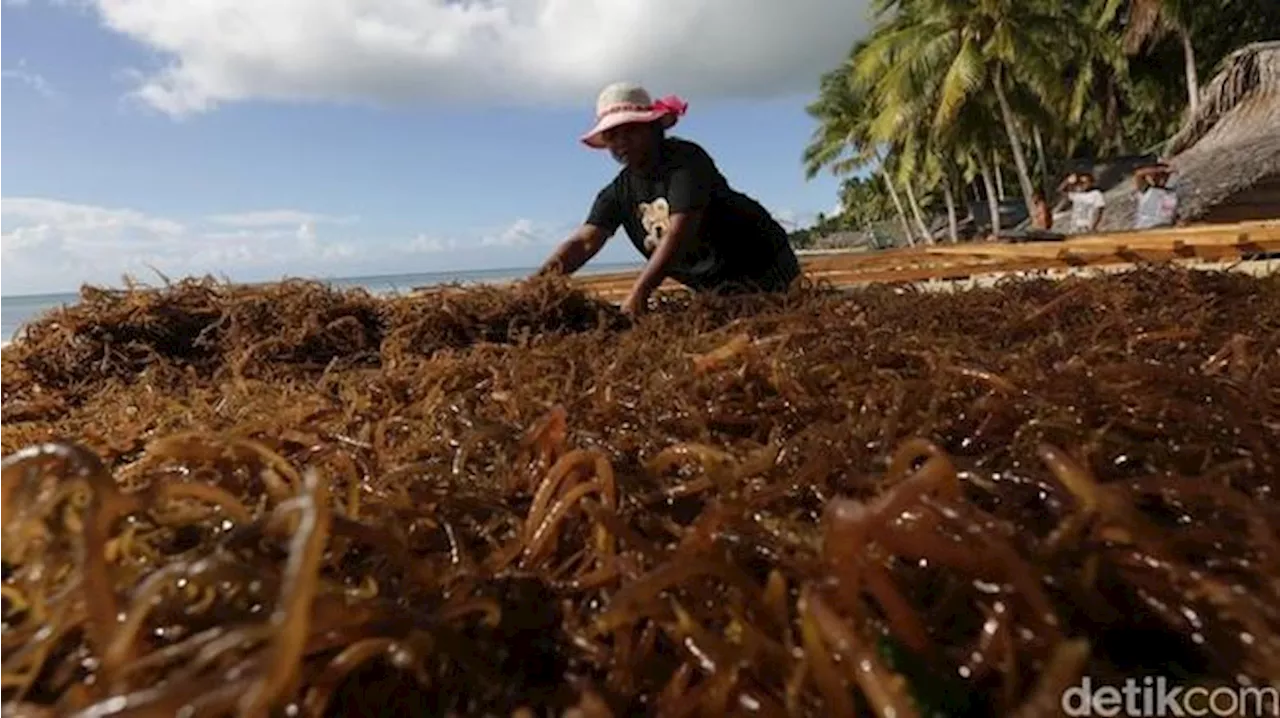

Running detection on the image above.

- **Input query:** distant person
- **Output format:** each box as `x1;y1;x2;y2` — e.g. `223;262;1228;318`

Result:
1133;164;1180;229
1057;172;1106;234
1030;189;1053;231
535;82;802;317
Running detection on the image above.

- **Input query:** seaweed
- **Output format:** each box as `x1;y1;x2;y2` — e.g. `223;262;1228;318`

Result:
2;265;1279;717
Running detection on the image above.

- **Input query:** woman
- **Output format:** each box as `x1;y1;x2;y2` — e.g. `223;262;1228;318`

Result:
535;82;802;316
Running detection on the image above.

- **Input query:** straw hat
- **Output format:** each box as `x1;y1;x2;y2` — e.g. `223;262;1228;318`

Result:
580;82;688;149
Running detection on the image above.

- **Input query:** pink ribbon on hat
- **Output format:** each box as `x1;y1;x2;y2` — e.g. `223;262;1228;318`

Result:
651;95;688;117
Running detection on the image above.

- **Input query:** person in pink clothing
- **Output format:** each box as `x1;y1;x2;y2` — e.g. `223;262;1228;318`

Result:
536;82;801;317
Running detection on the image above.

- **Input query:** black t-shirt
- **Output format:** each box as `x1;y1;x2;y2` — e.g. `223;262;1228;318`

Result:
585;137;795;292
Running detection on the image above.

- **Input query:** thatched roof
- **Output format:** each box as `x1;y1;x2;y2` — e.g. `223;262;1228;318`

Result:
1098;41;1280;230
1166;40;1280;156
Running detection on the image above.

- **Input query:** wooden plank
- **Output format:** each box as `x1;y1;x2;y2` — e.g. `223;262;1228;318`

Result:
551;220;1280;300
920;233;1280;267
926;220;1279;254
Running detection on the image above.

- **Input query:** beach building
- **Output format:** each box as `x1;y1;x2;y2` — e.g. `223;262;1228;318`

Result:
1098;40;1280;230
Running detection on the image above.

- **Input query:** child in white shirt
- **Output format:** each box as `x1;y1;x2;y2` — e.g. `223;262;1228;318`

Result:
1058;172;1106;234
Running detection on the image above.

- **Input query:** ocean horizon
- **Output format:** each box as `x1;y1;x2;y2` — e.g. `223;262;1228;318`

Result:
1;261;645;345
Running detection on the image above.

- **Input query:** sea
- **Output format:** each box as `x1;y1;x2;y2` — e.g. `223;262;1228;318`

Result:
0;262;645;346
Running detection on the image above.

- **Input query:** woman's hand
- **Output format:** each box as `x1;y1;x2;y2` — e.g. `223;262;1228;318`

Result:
622;210;700;319
620;290;648;318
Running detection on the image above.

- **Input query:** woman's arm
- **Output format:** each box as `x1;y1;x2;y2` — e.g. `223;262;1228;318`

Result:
622;152;716;313
622;210;703;312
537;183;622;277
537;224;610;277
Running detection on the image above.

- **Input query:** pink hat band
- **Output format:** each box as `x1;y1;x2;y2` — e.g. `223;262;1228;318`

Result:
580;84;688;149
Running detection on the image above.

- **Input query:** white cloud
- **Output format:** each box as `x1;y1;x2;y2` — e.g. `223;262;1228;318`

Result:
481;218;552;248
406;234;456;254
206;209;358;227
2;61;60;99
77;0;872;117
0;197;361;295
2;197;186;238
772;208;821;231
0;198;579;295
773;209;800;230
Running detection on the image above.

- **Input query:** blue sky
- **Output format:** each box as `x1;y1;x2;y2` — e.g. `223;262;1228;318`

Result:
2;0;870;296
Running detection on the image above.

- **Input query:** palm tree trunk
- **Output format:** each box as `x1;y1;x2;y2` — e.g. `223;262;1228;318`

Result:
977;152;1001;240
1180;27;1200;116
1104;78;1124;154
993;71;1039;218
1033;126;1048;191
943;179;959;243
903;182;932;245
994;151;1006;199
879;166;916;247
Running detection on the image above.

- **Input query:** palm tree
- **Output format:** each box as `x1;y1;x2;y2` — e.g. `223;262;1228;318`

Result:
975;151;1002;238
918;150;963;242
1058;0;1133;157
854;0;1075;220
901;169;934;244
803;61;919;246
878;111;945;245
1122;0;1201;115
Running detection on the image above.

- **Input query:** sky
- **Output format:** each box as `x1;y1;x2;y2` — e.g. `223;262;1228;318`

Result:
1;0;873;297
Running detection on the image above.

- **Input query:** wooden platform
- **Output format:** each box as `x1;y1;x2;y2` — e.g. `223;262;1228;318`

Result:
570;220;1280;301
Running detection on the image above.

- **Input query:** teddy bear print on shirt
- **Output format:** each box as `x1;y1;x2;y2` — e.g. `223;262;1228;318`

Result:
638;198;671;254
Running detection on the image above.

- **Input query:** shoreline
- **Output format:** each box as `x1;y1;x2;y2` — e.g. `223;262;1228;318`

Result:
0;261;650;304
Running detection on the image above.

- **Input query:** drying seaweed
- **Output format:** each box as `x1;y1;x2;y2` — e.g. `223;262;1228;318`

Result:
3;265;1280;717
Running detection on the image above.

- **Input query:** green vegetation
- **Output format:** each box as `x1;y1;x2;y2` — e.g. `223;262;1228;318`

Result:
799;0;1280;246
788;177;901;250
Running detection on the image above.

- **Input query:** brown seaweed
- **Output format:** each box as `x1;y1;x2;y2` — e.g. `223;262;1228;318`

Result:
2;265;1279;717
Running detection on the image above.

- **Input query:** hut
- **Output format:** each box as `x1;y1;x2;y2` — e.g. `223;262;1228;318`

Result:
1098;40;1280;230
